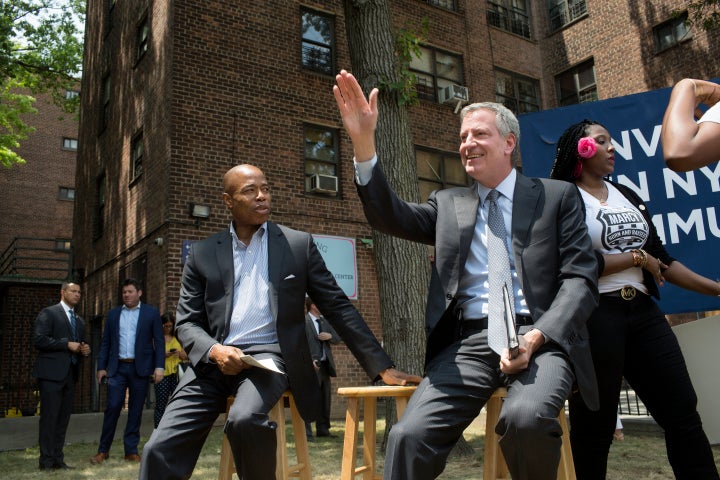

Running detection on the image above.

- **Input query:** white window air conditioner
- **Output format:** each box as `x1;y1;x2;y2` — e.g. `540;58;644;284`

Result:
438;84;470;113
438;84;469;105
310;174;338;194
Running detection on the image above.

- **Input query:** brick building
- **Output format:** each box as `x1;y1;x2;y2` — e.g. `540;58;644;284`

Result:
0;90;84;416
72;0;719;415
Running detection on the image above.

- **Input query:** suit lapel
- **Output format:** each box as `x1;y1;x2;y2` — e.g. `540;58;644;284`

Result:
215;230;234;331
511;174;541;275
454;186;480;271
266;223;284;320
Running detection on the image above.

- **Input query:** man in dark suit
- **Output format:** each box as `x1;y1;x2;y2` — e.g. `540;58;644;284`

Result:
304;296;341;439
334;70;599;480
33;282;90;470
139;164;421;480
91;278;164;464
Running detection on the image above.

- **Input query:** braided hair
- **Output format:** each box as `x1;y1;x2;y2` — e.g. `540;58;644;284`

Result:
549;119;606;181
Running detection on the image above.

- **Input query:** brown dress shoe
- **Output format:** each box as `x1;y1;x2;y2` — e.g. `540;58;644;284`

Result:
124;454;141;462
90;452;109;464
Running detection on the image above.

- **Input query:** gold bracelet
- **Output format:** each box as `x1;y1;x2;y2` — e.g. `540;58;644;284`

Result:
637;249;648;268
631;249;648;268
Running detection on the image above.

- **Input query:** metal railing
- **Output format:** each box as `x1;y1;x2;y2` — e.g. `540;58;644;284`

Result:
0;237;72;281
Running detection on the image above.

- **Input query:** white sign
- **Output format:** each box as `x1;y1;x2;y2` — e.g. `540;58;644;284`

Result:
312;234;358;300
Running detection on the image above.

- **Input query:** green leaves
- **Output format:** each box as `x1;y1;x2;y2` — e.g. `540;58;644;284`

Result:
0;0;84;167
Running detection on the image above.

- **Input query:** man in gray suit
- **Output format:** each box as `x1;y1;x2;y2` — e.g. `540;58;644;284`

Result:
304;296;341;439
139;164;421;480
33;282;90;470
334;70;599;480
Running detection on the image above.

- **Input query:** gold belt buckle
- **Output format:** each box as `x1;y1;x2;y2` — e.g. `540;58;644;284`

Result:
620;286;636;301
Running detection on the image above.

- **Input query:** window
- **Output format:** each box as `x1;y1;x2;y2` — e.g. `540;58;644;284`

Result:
556;59;596;106
94;173;106;240
423;0;457;11
101;74;111;131
301;9;334;75
410;46;464;102
303;124;338;196
131;132;143;181
416;148;469;201
62;138;78;150
654;12;691;52
547;0;587;31
487;0;531;39
58;187;75;201
495;70;540;114
136;15;149;62
55;239;72;252
65;90;79;100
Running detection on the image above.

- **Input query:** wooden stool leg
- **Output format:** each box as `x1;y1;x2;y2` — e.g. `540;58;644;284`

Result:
362;397;377;480
557;411;576;480
218;433;234;480
268;397;287;479
341;397;362;480
287;394;312;480
483;394;502;480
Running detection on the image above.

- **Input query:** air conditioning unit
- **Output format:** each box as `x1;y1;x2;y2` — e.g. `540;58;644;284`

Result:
438;84;469;106
310;174;338;194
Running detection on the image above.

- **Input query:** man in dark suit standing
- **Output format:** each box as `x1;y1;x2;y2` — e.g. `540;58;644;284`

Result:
91;278;164;464
334;70;599;480
304;296;341;439
139;164;421;480
33;282;90;470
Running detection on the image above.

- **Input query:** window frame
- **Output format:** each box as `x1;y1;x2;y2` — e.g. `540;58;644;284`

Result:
422;0;458;11
300;8;335;76
494;69;541;114
555;59;597;106
136;14;150;63
410;46;464;103
303;123;340;198
58;187;76;201
62;137;78;151
101;73;111;132
653;12;691;53
415;146;470;202
131;131;144;183
547;0;588;32
487;0;532;39
54;239;72;252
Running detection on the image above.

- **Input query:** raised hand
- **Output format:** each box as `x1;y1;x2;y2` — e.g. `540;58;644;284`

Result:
333;69;379;162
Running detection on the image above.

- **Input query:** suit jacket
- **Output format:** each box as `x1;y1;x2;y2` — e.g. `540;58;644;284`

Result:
97;303;164;377
357;165;600;409
305;314;341;377
175;222;393;420
34;303;87;381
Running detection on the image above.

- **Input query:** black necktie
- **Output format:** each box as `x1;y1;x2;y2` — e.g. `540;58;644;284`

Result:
316;318;327;361
69;310;78;364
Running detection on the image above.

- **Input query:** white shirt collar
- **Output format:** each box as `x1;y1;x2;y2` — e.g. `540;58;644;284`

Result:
477;168;517;205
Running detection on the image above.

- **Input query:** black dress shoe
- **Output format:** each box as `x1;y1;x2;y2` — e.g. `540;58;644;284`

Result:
54;462;75;469
306;435;315;442
316;432;337;438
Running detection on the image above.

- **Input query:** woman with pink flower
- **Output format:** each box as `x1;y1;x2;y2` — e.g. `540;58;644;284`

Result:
550;120;720;480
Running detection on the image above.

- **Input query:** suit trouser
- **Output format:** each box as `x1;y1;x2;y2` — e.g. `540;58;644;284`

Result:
98;361;150;455
139;346;288;480
306;361;333;437
383;329;573;480
38;372;75;467
569;294;719;480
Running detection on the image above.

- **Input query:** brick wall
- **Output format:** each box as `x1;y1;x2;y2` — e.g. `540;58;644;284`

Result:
73;0;720;419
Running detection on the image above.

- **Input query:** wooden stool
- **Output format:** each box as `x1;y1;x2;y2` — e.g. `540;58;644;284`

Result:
337;385;417;480
218;391;311;480
483;387;575;480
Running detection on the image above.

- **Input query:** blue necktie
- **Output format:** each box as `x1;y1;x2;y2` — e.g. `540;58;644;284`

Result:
487;190;514;355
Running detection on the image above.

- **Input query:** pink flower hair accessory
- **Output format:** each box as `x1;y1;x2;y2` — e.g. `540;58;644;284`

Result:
577;136;597;159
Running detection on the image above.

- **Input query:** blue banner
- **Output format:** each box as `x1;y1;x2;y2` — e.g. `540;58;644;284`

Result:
518;84;720;314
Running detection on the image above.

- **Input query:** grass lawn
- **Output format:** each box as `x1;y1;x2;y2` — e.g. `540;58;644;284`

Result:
2;416;718;479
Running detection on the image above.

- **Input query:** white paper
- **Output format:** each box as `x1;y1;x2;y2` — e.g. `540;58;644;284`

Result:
239;354;285;374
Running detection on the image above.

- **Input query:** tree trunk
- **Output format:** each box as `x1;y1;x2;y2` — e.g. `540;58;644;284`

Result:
342;0;429;448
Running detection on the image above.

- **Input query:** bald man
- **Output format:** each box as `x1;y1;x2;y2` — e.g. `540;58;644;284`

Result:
139;165;420;480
